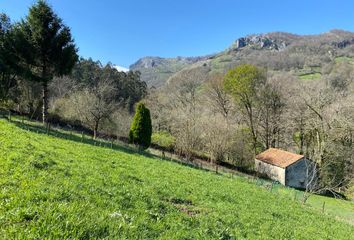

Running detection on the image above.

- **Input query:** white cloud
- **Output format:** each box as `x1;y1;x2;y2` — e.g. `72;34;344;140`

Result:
113;65;129;72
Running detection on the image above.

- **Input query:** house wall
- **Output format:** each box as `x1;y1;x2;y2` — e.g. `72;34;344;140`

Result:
255;159;285;184
285;158;311;189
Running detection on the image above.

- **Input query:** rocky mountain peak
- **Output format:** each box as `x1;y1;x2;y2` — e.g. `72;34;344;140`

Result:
231;33;292;51
130;57;164;69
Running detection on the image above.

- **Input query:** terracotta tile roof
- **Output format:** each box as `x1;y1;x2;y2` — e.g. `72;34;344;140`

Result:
255;148;304;168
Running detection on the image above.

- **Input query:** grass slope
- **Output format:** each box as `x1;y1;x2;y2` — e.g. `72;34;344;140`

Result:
335;56;354;64
298;72;322;80
0;119;353;239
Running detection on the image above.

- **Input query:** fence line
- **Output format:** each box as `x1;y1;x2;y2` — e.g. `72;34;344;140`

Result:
2;115;328;215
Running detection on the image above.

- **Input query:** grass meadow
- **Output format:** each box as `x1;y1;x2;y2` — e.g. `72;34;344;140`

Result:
0;118;353;239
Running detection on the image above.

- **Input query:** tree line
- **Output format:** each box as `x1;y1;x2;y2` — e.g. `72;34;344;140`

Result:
146;63;354;197
0;1;148;142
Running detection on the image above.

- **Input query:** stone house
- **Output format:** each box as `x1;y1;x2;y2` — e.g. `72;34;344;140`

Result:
255;148;314;189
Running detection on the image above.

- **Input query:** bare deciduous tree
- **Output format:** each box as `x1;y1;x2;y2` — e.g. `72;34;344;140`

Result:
258;74;287;149
302;159;345;204
63;78;118;139
167;68;206;161
204;74;233;121
201;115;233;164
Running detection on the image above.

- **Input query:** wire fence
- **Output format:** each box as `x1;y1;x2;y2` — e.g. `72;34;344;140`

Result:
1;114;330;215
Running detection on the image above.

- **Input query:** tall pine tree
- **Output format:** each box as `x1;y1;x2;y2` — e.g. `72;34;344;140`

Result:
15;0;78;124
0;13;16;104
129;103;152;150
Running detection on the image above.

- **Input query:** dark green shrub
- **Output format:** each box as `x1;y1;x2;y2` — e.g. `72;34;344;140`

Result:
129;103;152;149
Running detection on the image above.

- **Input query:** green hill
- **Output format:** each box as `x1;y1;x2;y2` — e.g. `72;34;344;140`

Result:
131;30;354;88
0;119;353;239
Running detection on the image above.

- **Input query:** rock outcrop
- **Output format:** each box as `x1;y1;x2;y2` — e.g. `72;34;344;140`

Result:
231;34;291;51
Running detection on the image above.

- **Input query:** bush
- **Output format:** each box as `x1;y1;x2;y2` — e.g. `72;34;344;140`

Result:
129;103;152;149
151;131;175;150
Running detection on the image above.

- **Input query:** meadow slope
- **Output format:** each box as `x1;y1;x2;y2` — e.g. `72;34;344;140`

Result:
0;119;353;239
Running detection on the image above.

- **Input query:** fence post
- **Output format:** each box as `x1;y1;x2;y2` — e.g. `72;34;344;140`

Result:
216;165;218;174
81;131;84;142
322;201;325;213
8;111;11;121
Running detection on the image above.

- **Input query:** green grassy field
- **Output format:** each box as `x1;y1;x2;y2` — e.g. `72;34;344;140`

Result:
335;56;354;64
275;183;354;224
0;119;353;239
298;72;322;80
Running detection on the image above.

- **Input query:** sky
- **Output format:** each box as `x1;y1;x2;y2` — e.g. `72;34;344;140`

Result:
1;0;354;68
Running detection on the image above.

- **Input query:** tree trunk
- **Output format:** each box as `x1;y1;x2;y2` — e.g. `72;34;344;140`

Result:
245;103;258;154
93;120;99;139
298;117;304;154
42;82;48;125
265;109;270;149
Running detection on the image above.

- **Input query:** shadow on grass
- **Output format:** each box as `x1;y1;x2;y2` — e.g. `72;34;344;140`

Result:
8;118;211;173
12;119;139;156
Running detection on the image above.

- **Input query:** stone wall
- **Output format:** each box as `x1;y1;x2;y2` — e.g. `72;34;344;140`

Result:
254;159;286;184
285;158;311;189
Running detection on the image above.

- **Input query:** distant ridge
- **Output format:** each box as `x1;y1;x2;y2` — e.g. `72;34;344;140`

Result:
130;29;354;87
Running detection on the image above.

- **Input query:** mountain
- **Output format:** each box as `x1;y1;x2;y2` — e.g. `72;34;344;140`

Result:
130;30;354;88
129;56;211;87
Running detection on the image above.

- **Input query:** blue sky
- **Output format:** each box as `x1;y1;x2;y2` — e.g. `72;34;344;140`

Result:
1;0;353;68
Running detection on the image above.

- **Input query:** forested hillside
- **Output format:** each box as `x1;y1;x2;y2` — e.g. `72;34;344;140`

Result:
139;31;354;199
130;56;209;87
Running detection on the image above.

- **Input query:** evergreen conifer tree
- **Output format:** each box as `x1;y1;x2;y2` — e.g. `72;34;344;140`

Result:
129;102;152;149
